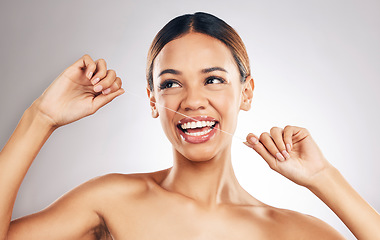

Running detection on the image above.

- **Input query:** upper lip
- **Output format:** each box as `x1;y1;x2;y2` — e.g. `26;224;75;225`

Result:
177;116;218;125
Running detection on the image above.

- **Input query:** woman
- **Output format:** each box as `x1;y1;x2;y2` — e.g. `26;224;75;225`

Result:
0;12;379;240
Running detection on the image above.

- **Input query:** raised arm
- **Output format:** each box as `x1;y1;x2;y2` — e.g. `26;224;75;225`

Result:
0;54;124;240
244;126;380;239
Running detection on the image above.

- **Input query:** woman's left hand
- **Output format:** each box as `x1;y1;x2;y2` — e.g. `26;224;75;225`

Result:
245;125;333;188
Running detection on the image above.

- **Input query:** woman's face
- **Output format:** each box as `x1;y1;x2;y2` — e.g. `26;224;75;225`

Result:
149;32;252;162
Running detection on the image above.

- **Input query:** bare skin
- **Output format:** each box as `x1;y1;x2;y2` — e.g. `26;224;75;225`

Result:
1;33;379;240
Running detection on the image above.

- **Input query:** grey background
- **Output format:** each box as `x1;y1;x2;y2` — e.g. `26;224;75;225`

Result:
1;0;379;239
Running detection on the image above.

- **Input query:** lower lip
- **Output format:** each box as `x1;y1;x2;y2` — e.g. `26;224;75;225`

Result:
178;123;219;144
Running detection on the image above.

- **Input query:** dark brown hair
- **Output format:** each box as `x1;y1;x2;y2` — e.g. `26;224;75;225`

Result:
146;12;251;91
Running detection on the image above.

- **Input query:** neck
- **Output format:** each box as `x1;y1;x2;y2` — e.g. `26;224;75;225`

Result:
160;145;252;207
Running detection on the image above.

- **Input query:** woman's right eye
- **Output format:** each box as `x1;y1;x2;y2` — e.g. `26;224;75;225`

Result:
159;80;181;90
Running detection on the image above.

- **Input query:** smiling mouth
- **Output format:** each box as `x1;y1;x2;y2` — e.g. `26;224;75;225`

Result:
178;120;217;136
176;116;219;144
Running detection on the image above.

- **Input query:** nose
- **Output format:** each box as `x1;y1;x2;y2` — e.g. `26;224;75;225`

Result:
180;88;208;111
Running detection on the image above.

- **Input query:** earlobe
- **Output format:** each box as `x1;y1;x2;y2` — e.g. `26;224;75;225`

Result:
152;109;159;118
240;76;254;111
146;87;159;118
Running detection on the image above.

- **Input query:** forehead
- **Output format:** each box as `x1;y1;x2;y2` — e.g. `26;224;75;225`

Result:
153;32;238;78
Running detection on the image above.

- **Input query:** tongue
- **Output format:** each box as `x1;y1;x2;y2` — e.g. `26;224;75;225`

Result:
186;126;210;133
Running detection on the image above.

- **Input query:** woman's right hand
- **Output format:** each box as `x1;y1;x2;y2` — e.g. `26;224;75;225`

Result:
32;54;125;128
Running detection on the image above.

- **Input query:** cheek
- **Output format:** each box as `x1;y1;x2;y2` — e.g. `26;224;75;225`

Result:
157;95;181;131
157;94;181;116
212;86;240;110
209;88;241;127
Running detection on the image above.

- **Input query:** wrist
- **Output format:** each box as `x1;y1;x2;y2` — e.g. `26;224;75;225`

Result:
307;164;341;195
24;98;59;131
26;100;59;132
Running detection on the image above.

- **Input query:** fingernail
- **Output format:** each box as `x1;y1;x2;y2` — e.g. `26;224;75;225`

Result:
92;78;100;85
282;150;290;159
276;152;285;161
243;141;254;148
88;71;93;79
94;85;103;92
102;88;111;95
286;143;291;152
249;136;259;145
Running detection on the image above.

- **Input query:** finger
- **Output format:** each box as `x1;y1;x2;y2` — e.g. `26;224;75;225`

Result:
284;125;308;151
92;88;125;112
245;133;278;170
292;127;310;144
72;54;96;79
259;132;286;162
101;77;122;95
283;125;294;152
93;69;117;93
270;127;290;160
91;58;107;85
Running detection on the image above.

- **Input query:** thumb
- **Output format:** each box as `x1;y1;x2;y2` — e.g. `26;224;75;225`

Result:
244;133;278;171
92;88;125;113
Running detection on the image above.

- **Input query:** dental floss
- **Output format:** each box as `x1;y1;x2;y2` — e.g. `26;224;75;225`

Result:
124;89;246;141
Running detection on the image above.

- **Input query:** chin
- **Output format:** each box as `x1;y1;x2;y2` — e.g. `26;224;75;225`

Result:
173;139;231;163
183;153;216;162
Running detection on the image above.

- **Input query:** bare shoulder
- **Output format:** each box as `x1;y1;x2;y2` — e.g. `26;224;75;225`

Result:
260;206;345;239
83;169;168;198
8;171;166;240
84;168;173;203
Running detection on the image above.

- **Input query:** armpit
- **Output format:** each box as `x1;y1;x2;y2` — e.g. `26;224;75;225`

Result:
92;222;113;240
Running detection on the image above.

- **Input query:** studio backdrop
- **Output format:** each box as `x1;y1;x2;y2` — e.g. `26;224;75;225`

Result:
0;1;379;239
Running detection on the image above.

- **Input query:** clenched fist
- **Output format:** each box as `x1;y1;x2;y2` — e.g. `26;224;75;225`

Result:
32;54;125;128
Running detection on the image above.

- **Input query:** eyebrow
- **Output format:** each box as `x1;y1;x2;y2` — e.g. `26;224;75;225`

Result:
158;69;182;78
201;67;228;74
158;67;228;78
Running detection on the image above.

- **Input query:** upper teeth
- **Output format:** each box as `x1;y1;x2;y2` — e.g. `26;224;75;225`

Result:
181;121;215;129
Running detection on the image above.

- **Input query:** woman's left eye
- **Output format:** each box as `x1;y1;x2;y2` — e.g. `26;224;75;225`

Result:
205;77;226;85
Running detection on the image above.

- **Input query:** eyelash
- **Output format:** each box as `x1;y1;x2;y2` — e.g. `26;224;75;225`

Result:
158;76;226;90
158;80;181;90
205;76;226;85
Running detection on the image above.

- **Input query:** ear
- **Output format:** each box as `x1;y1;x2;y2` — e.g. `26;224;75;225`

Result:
240;76;254;111
146;87;159;118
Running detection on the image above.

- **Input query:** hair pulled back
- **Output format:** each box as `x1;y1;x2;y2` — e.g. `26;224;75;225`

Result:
146;12;251;91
